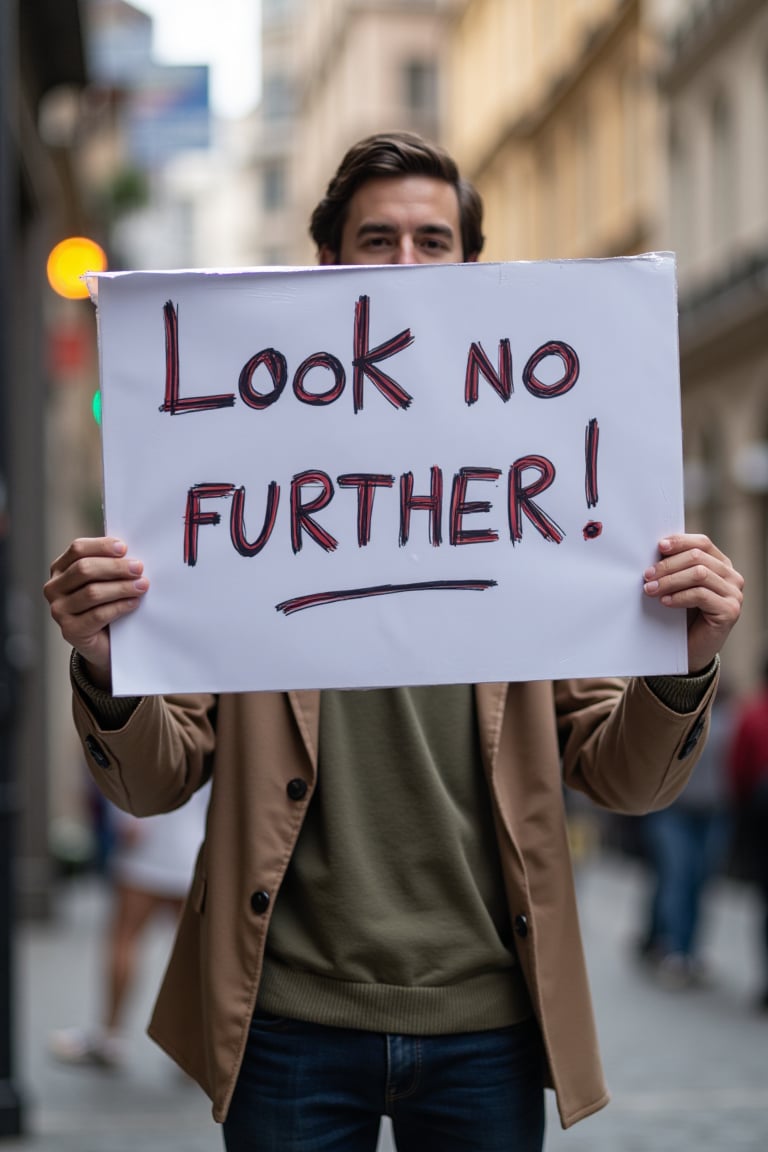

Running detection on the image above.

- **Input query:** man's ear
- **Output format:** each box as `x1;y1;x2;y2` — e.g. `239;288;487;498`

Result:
318;246;338;265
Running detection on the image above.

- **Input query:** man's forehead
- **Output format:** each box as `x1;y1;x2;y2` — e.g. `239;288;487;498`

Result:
348;175;460;219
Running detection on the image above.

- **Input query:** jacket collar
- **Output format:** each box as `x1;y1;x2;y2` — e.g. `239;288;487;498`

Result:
288;690;321;770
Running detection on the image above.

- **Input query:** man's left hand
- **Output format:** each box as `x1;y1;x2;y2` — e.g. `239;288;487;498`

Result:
643;534;744;673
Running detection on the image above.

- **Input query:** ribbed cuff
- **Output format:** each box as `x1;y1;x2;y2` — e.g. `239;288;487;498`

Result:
70;650;141;730
644;654;719;714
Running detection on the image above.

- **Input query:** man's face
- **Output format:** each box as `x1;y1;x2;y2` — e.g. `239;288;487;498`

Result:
320;175;472;267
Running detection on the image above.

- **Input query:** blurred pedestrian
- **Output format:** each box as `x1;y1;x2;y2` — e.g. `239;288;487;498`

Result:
49;783;210;1067
728;650;768;1011
638;685;734;987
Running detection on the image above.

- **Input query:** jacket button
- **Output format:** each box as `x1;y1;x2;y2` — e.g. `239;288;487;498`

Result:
678;716;705;760
250;890;271;915
84;735;111;771
286;778;308;801
513;914;529;939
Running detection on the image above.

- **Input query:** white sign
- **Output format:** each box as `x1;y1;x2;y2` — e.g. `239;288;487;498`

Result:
90;256;687;695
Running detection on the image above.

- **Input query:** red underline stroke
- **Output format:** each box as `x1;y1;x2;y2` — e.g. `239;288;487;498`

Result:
275;579;498;616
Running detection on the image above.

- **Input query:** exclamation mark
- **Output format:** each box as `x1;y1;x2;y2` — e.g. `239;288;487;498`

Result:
583;418;602;540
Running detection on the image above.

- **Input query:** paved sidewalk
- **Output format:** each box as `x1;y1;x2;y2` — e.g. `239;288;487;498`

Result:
545;856;768;1151
5;876;215;1152
1;851;766;1150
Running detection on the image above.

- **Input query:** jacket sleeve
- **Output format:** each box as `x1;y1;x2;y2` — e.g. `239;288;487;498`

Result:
555;670;718;814
71;672;217;818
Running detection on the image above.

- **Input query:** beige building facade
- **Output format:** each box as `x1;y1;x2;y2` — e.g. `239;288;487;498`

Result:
449;0;767;689
448;0;661;261
659;0;768;691
285;0;459;263
250;0;765;686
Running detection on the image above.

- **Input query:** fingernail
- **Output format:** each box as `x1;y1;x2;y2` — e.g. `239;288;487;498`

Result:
133;578;149;591
643;566;656;580
112;539;127;555
659;538;672;551
128;560;143;575
644;580;659;594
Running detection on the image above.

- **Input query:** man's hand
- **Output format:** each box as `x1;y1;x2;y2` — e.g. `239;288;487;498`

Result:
643;534;744;673
44;537;149;690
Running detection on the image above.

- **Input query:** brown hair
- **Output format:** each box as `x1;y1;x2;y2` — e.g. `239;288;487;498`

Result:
309;130;485;262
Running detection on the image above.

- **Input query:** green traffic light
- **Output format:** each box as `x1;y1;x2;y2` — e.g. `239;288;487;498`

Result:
92;389;102;425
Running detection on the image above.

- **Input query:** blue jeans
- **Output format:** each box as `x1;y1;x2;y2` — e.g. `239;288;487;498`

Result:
223;1012;546;1151
644;805;729;957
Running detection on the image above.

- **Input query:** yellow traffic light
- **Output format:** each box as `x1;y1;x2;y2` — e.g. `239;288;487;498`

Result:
46;236;107;300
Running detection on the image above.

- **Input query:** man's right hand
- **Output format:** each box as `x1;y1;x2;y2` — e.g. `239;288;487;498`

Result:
44;537;149;690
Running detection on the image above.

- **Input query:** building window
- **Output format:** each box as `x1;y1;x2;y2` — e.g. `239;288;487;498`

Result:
701;427;724;547
669;114;690;267
684;423;724;544
710;89;736;247
262;0;297;25
262;73;294;121
262;162;286;211
403;60;437;118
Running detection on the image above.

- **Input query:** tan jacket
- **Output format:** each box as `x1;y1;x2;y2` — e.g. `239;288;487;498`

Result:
72;674;714;1129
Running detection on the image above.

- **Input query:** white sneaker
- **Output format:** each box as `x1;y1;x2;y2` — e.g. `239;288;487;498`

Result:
48;1027;125;1070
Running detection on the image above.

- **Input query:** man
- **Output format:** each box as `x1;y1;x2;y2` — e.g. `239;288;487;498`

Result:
45;132;744;1152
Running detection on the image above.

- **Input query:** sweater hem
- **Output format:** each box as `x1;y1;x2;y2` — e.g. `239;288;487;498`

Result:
257;958;532;1035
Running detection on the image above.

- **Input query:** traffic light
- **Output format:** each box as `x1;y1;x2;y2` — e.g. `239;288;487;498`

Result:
46;236;107;300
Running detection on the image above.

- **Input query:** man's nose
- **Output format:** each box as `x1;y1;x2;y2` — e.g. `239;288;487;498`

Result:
394;236;417;265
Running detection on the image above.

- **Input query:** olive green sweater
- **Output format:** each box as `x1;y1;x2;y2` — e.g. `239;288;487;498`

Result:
258;685;531;1034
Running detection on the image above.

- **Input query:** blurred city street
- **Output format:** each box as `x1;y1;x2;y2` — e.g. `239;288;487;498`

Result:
5;1;768;1149
2;847;766;1152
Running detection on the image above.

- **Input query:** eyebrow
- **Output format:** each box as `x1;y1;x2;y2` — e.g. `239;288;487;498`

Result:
355;222;455;241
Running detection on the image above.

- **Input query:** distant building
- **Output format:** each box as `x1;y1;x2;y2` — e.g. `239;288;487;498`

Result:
659;0;768;690
250;0;458;265
85;0;211;172
86;0;154;85
448;0;663;262
448;0;768;689
247;0;303;266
